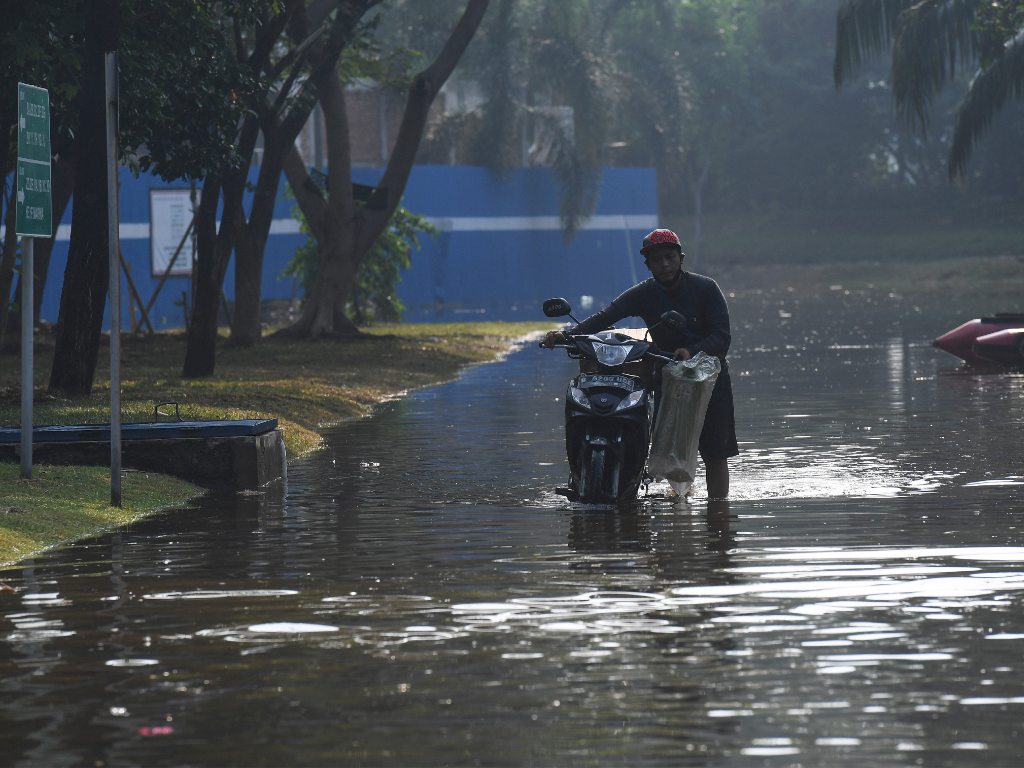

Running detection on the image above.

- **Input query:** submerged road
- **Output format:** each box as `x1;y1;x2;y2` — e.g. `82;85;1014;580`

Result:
2;289;1023;765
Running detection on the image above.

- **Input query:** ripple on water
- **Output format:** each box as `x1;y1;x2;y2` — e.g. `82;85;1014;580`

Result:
725;447;951;500
143;590;300;600
248;623;339;633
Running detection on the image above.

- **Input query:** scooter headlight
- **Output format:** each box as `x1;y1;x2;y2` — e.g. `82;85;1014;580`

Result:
614;390;645;411
592;342;631;367
569;386;591;409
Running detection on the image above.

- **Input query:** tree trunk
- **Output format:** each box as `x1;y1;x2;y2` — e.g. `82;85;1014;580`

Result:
179;178;223;377
230;116;286;346
181;117;260;378
8;153;75;331
230;216;265;345
282;0;490;338
48;0;119;397
280;68;355;338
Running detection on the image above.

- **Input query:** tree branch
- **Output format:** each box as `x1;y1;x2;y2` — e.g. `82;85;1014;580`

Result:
321;67;354;229
357;0;490;250
247;0;303;75
269;50;310;114
269;22;324;80
277;1;369;144
283;142;329;244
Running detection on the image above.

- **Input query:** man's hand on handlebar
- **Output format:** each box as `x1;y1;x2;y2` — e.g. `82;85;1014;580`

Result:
541;330;567;349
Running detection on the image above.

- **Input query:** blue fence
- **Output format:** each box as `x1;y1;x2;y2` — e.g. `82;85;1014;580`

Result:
5;165;657;328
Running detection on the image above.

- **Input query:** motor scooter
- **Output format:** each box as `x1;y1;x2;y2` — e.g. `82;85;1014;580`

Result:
540;297;686;504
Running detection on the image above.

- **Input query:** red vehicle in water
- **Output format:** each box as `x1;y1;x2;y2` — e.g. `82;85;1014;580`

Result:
973;327;1024;368
934;313;1024;368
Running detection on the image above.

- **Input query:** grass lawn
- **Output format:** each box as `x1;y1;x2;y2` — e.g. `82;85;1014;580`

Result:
0;463;199;567
0;321;556;457
0;321;554;567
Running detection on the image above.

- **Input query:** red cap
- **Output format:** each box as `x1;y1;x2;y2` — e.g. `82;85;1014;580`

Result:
640;228;682;256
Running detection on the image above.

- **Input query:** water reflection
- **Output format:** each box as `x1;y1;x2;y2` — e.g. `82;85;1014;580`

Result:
567;500;732;579
1;289;1023;765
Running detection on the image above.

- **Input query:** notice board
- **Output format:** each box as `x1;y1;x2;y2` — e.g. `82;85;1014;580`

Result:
150;188;197;276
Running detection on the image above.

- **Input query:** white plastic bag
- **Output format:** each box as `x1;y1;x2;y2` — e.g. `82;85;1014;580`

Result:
648;352;721;495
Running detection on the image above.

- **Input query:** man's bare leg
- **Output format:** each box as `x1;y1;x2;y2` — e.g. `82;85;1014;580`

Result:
706;458;729;498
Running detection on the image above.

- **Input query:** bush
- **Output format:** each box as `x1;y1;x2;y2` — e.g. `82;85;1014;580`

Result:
281;185;435;324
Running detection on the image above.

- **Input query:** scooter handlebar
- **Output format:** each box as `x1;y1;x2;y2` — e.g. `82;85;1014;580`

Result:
643;343;675;363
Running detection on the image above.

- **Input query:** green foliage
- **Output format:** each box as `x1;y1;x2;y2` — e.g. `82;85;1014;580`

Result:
975;1;1024;66
0;1;83;174
603;0;758;215
835;0;1024;176
0;1;266;184
379;0;758;234
281;185;436;324
350;206;435;323
119;1;259;182
374;0;1024;219
336;15;421;92
381;0;613;238
949;31;1024;176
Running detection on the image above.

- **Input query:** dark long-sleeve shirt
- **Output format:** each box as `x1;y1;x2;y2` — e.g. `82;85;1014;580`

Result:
572;272;732;371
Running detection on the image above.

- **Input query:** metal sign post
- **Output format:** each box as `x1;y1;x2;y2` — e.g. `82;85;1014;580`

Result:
105;52;121;507
16;82;52;480
20;239;33;479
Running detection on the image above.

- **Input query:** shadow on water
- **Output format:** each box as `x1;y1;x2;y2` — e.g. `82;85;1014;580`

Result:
1;288;1023;766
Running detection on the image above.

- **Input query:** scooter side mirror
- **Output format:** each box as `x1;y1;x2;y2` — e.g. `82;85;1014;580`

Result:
543;298;573;318
659;310;687;331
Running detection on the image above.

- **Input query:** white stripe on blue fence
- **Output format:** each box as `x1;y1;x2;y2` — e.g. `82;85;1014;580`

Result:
3;214;658;241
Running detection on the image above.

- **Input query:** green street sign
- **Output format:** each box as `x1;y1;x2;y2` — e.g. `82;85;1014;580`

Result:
16;82;51;237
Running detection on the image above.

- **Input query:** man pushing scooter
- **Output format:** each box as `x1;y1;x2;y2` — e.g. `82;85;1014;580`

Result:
542;229;737;498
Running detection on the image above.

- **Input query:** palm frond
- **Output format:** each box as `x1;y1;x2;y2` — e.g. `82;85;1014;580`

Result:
834;0;912;87
890;0;984;132
949;30;1024;177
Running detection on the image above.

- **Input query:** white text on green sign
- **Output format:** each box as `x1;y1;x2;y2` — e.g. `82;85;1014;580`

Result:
17;83;52;237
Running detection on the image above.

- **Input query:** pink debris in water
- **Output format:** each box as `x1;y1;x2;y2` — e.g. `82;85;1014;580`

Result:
138;726;174;736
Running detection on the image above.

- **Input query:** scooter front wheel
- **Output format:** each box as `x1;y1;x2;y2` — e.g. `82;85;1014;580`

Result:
580;448;605;503
580;448;618;504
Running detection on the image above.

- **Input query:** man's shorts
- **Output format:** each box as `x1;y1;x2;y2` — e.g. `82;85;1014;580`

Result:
698;372;739;462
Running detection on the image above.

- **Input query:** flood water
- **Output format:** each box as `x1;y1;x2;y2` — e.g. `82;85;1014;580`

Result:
2;287;1023;766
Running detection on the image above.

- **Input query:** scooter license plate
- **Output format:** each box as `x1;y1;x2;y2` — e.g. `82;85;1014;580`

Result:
579;374;634;391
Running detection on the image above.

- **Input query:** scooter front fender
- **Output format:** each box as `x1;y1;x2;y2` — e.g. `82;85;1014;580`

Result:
565;412;651;502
